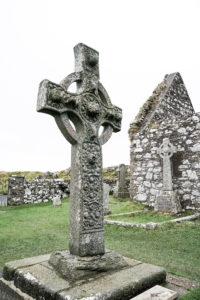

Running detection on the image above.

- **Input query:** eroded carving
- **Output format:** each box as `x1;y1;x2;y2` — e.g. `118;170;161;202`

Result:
37;43;122;256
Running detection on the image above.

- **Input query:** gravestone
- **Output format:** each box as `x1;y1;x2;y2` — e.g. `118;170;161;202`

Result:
117;163;130;198
1;44;166;300
155;138;181;214
0;195;7;207
103;183;111;215
52;195;62;206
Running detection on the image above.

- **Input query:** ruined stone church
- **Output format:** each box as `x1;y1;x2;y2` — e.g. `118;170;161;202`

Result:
129;72;200;211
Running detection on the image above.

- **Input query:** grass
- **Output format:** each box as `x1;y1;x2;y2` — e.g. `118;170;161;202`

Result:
179;286;200;299
109;196;146;214
0;199;70;266
0;197;200;284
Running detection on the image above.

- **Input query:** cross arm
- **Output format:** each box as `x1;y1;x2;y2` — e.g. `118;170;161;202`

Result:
37;79;79;116
102;105;122;133
37;79;80;145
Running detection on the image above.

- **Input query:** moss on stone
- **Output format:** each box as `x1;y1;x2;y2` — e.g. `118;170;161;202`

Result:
129;78;167;139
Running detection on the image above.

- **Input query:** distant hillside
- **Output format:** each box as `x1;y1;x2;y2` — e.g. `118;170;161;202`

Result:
0;165;130;181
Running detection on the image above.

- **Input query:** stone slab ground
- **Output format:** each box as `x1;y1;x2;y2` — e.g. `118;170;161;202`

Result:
0;253;166;300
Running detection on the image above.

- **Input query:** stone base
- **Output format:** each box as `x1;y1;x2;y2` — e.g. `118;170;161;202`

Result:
49;249;129;281
155;190;182;214
1;252;166;300
104;209;112;216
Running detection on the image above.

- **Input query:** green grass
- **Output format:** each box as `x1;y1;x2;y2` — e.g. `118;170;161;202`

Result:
179;286;200;299
109;196;146;214
0;197;200;283
0;199;70;266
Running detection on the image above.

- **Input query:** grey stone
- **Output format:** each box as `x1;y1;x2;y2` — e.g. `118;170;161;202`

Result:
129;73;200;211
116;164;130;198
7;176;25;205
157;138;176;191
155;191;182;214
103;183;111;215
137;193;147;201
49;250;128;282
52;195;62;206
130;285;178;299
1;253;166;300
0;195;7;206
37;43;122;256
155;138;181;214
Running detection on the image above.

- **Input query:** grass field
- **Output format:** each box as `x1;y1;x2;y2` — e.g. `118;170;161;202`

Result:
0;197;200;285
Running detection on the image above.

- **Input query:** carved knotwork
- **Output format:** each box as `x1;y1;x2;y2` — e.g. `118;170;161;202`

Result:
37;44;122;253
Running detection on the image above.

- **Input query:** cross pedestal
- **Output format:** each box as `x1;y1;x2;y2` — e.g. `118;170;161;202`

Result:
155;138;181;214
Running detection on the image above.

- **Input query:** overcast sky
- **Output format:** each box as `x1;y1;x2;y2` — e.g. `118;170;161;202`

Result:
1;0;200;172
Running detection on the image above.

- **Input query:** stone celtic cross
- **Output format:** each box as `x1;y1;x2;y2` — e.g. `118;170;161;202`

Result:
37;43;122;256
157;138;177;191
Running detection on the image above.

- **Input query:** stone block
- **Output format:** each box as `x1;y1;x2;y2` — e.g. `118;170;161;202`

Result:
155;191;181;214
130;285;178;299
1;253;166;300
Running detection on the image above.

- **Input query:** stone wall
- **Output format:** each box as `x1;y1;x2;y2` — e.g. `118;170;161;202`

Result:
129;73;200;211
7;176;25;205
7;175;130;205
129;113;200;211
24;179;70;204
8;176;70;205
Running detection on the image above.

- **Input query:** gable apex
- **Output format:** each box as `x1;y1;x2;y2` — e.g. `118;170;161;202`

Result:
129;72;194;136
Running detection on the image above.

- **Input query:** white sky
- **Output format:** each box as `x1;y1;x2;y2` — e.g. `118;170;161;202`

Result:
1;0;200;172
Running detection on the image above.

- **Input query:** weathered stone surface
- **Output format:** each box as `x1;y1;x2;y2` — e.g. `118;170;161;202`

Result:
129;73;200;211
37;43;122;256
116;164;130;198
0;277;34;300
52;195;62;206
130;285;178;299
7;176;123;205
3;254;50;281
157;138;176;191
8;177;70;205
49;249;128;281
155;191;181;214
7;175;24;205
154;138;181;214
103;183;111;215
1;253;166;300
0;195;7;206
105;213;200;229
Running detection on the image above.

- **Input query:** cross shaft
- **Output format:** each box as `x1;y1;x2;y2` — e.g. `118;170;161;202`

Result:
158;138;177;191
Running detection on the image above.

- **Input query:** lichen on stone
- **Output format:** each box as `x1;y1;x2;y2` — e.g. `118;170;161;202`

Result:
129;78;167;139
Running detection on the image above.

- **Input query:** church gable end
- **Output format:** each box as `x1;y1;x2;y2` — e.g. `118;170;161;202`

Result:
129;73;194;139
129;73;200;211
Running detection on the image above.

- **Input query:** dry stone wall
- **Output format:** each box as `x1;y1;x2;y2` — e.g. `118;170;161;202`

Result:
7;175;25;205
24;179;70;204
7;175;129;205
8;176;70;205
130;113;200;210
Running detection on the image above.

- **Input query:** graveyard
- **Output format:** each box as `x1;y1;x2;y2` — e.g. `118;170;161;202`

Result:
0;43;200;299
0;197;200;298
